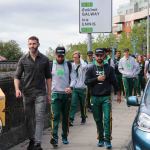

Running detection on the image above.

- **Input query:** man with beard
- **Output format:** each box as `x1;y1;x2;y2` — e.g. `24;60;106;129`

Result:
14;36;51;150
85;48;121;149
50;47;73;147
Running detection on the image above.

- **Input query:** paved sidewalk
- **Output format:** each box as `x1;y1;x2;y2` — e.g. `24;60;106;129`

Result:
9;99;137;150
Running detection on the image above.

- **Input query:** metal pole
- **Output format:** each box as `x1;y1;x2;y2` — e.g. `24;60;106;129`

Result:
112;47;115;60
87;33;92;52
147;0;150;56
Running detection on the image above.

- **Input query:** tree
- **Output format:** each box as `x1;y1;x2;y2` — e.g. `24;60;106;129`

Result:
130;21;147;55
63;21;148;59
118;32;132;53
66;42;87;60
46;47;55;60
0;40;23;60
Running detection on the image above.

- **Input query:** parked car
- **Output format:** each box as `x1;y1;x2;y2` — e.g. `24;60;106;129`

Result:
127;79;150;150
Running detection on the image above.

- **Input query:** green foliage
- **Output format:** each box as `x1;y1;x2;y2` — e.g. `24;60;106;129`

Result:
118;32;132;53
93;33;116;49
66;42;87;60
130;21;147;54
46;47;55;60
65;20;148;57
0;40;23;60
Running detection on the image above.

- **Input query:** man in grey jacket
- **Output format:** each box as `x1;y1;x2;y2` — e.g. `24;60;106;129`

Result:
118;48;140;100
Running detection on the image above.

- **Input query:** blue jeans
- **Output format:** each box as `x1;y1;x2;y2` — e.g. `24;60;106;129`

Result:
23;95;46;144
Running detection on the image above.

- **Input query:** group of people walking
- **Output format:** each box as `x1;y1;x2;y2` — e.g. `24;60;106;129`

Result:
14;36;150;150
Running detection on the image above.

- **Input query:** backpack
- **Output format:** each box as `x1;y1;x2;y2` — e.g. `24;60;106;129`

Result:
49;60;72;82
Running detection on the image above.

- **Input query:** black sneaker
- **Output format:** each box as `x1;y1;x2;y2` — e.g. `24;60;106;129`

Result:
81;118;86;125
50;138;58;147
33;143;43;150
27;139;35;150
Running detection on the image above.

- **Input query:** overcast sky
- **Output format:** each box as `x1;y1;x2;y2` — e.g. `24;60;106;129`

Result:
0;0;129;54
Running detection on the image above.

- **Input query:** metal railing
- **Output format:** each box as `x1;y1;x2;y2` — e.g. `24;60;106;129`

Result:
0;61;18;72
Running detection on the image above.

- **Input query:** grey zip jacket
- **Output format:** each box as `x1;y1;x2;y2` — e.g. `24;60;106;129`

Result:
70;58;88;89
118;56;140;78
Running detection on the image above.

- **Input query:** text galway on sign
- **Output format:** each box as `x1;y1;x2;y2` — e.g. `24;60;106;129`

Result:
79;0;112;33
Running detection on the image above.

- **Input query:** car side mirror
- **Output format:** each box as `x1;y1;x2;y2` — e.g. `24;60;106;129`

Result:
127;96;140;106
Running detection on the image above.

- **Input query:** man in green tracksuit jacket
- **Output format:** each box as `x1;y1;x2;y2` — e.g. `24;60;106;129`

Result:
85;48;121;149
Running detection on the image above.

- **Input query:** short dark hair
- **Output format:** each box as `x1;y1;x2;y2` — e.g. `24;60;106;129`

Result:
123;48;129;52
28;36;39;43
105;48;111;53
115;50;121;54
87;51;93;55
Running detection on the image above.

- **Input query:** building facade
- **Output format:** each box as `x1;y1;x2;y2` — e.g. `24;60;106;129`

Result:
113;0;150;36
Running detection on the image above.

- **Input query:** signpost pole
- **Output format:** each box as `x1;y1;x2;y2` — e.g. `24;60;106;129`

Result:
87;33;92;52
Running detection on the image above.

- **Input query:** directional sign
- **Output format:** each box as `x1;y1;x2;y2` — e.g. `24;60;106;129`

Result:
79;0;112;33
